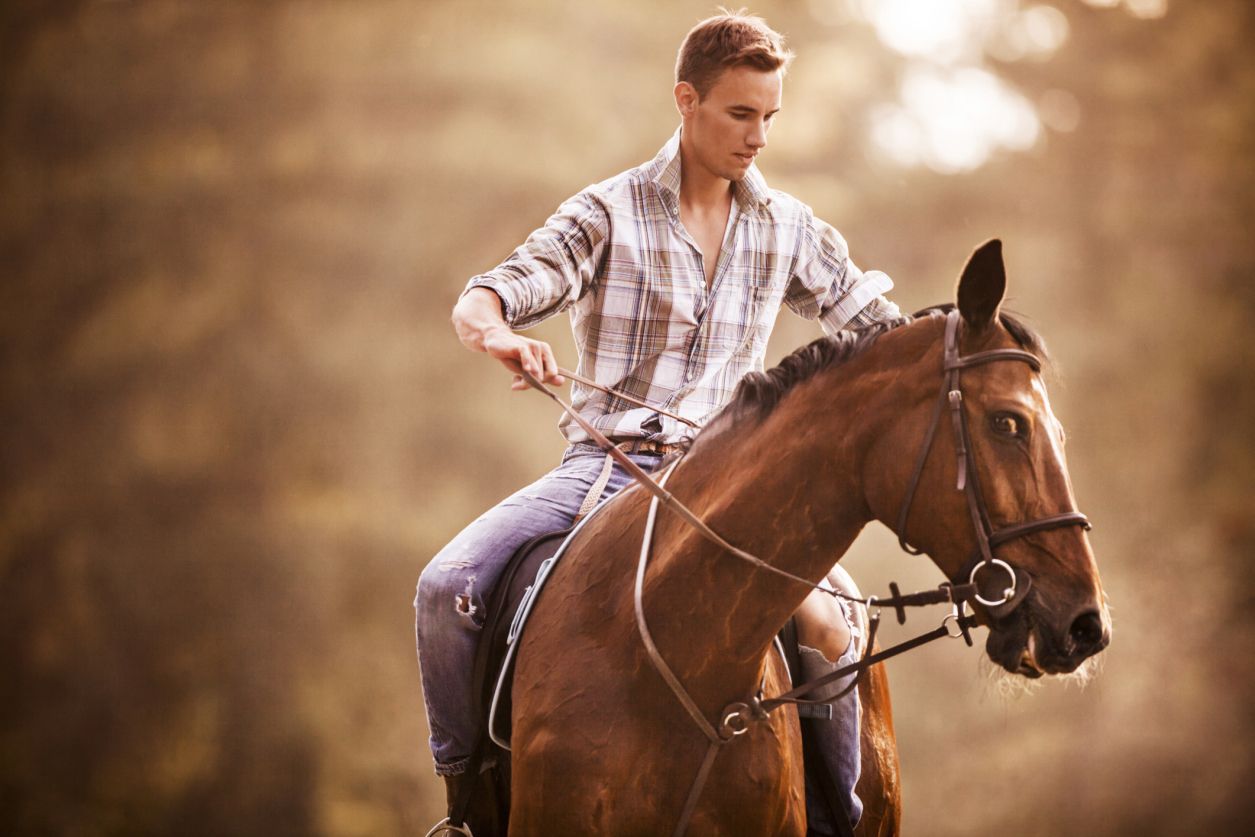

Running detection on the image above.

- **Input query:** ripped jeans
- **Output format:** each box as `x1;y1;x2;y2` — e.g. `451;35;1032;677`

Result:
414;443;666;775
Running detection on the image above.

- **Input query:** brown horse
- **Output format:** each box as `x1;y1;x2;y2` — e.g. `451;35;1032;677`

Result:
508;241;1110;835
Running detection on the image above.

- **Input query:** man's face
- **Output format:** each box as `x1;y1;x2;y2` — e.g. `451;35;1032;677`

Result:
679;65;783;183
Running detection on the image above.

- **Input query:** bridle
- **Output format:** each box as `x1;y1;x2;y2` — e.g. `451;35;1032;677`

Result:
894;309;1091;619
516;308;1093;837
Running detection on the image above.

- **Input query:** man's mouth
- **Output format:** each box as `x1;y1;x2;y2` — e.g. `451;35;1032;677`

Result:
735;152;756;164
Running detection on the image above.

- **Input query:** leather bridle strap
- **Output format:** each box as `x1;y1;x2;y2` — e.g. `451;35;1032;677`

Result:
757;611;977;714
895;376;949;555
988;513;1092;547
896;310;1091;616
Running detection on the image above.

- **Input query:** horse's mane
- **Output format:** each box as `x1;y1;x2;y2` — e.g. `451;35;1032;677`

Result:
703;305;1048;432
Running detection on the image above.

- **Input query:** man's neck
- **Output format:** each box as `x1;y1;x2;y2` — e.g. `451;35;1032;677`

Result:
677;135;734;213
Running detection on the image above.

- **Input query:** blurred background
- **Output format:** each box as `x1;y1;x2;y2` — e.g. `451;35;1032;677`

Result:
1;0;1251;834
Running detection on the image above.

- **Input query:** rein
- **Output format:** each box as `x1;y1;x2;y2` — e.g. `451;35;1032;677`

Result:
518;309;1092;836
556;366;702;429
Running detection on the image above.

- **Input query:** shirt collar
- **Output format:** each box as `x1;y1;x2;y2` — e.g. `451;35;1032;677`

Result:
646;126;773;215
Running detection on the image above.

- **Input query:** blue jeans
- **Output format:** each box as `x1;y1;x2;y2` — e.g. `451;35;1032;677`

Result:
414;443;667;775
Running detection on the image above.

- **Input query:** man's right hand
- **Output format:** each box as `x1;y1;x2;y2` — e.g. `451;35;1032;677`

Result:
452;287;565;391
482;327;565;391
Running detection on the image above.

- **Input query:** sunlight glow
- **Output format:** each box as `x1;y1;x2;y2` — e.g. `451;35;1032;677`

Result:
1038;88;1081;132
988;4;1070;62
856;0;1004;64
1082;0;1169;16
849;0;1075;172
871;67;1040;173
1123;0;1169;19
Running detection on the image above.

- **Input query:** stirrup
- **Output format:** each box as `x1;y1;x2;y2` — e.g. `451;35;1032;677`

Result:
424;817;474;837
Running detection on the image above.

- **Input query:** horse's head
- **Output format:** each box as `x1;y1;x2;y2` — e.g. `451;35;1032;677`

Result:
867;240;1110;677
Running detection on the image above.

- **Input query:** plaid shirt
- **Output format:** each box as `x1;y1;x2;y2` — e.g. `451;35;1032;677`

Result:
465;128;900;445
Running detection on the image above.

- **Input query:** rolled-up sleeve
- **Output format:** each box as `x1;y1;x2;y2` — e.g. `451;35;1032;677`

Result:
784;208;901;335
462;190;608;330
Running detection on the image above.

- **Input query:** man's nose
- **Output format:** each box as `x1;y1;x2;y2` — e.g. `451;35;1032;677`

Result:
748;121;768;149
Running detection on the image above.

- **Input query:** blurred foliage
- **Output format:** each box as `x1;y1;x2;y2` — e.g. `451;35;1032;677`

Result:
0;0;1251;834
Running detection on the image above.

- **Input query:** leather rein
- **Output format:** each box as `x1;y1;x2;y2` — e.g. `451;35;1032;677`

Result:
519;309;1091;836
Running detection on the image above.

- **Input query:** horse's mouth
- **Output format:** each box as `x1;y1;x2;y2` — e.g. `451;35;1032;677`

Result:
1014;631;1044;678
987;603;1092;677
985;602;1051;677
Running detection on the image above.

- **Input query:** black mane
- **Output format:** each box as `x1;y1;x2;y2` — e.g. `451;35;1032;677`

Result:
704;305;1048;431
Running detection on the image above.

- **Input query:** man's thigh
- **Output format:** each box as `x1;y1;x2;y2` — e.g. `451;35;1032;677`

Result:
419;447;619;616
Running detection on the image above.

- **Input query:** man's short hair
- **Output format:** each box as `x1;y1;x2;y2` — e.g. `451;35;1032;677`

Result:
675;9;794;99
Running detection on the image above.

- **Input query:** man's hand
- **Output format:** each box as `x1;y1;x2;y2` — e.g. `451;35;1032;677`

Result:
482;327;565;391
452;287;565;391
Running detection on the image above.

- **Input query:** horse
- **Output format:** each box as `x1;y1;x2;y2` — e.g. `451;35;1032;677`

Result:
507;240;1110;835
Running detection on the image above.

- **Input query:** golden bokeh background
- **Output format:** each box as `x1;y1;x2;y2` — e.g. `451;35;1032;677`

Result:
1;0;1251;834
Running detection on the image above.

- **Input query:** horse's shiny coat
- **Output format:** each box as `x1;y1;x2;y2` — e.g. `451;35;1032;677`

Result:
509;242;1109;835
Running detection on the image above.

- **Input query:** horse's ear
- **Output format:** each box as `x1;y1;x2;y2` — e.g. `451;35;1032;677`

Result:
956;239;1006;332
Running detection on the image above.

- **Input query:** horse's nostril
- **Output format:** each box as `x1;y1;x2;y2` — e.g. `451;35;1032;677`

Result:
1069;610;1106;655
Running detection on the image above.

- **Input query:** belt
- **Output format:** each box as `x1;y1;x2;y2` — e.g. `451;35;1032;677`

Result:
615;438;684;457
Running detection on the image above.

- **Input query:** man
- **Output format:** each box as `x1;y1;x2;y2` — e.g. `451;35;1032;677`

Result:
416;11;899;834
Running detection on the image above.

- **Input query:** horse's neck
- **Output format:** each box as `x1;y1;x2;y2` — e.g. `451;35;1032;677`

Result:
638;365;891;703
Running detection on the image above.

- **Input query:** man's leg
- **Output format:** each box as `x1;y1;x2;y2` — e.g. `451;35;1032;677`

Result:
796;576;864;835
414;444;666;776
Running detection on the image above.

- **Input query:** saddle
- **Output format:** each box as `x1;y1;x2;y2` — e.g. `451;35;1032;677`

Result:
446;520;858;837
444;525;569;836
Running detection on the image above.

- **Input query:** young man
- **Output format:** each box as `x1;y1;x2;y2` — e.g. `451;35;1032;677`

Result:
416;11;899;833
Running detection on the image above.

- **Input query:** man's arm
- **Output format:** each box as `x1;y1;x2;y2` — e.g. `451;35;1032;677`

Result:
784;208;901;334
452;287;564;391
454;190;608;389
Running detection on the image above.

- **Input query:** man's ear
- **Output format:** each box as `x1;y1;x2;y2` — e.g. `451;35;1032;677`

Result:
674;81;698;119
955;239;1006;333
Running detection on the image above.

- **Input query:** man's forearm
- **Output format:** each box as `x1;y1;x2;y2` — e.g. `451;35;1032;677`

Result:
451;287;511;354
450;286;564;386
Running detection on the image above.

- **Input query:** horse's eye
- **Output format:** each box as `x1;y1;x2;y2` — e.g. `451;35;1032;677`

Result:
991;413;1022;437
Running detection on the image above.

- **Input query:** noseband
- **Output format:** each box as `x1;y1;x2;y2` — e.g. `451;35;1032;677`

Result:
895;309;1091;619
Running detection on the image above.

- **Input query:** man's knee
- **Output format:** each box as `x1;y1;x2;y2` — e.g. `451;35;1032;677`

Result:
795;588;854;663
416;552;485;630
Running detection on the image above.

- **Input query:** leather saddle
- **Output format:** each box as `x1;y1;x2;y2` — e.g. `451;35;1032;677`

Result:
445;526;571;836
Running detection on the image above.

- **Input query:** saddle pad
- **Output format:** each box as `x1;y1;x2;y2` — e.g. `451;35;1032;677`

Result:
470;491;624;751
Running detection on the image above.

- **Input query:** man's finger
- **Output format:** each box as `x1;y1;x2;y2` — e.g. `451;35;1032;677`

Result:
539;343;563;384
521;343;541;378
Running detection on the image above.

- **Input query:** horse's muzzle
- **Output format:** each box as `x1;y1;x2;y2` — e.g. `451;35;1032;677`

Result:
985;599;1110;676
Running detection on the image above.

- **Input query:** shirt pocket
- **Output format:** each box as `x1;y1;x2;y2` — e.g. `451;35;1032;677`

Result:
706;282;776;363
738;284;777;361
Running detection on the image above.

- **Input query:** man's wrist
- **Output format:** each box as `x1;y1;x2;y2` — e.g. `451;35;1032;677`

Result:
479;322;514;351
